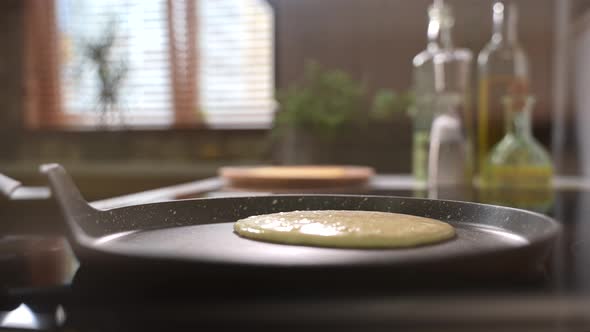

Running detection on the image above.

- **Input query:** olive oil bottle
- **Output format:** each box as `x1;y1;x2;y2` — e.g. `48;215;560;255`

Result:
481;96;553;212
485;96;552;188
477;2;529;178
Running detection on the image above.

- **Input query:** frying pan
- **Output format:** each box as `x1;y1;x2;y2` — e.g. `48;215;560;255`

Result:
39;164;560;290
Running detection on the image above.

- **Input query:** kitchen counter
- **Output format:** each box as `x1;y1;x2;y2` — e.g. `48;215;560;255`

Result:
1;173;590;331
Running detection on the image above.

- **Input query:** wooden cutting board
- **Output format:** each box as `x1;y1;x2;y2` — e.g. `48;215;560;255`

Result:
219;166;374;192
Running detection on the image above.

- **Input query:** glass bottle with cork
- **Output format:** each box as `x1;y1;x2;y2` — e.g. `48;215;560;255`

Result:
482;95;553;212
411;0;473;182
477;1;529;180
485;96;552;188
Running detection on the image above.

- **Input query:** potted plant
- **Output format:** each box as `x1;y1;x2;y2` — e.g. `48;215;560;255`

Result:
77;19;128;127
273;61;413;166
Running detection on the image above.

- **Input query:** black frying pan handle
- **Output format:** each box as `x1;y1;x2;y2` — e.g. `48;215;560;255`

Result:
0;173;22;197
40;164;97;217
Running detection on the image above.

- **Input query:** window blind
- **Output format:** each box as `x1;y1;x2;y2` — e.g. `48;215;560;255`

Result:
199;0;275;127
29;0;275;128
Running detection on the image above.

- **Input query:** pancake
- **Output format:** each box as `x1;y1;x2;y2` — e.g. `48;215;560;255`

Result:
234;210;455;248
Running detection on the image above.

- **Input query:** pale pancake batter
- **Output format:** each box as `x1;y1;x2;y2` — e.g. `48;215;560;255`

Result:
234;210;455;248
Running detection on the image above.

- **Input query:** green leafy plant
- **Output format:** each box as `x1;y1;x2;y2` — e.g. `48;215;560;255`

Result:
371;89;414;121
275;61;366;138
274;61;413;139
80;19;128;126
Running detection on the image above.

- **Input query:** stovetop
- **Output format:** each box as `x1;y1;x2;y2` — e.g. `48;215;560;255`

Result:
1;180;590;331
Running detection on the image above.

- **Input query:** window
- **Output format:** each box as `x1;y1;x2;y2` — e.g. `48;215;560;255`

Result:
200;0;275;127
23;0;275;129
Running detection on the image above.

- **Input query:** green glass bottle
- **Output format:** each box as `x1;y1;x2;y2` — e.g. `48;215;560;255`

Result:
485;96;552;188
481;96;553;212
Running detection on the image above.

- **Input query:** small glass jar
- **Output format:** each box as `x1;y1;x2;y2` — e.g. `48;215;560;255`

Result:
484;96;552;189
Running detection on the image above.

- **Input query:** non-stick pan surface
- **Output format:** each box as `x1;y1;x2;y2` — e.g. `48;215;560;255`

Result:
43;164;560;285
